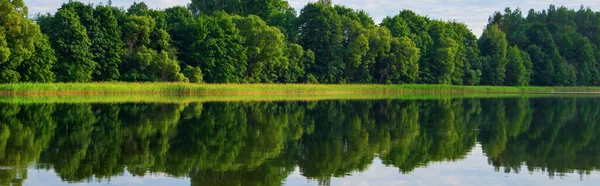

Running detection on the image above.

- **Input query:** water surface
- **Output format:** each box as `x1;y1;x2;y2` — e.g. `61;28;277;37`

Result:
1;96;599;185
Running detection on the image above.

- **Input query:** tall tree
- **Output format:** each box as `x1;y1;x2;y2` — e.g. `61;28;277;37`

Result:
120;14;186;82
479;24;508;85
375;37;420;84
278;43;314;83
233;15;286;82
504;46;528;86
196;12;247;83
428;20;458;84
382;10;433;83
296;3;344;83
40;7;97;82
164;6;204;67
18;34;56;83
432;38;458;84
92;5;125;81
0;0;40;82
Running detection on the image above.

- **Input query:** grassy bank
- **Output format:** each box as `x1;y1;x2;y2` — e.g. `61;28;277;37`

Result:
1;83;600;95
2;93;599;104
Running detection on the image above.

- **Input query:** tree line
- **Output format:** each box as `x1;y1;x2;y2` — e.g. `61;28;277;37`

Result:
1;0;600;85
2;98;600;185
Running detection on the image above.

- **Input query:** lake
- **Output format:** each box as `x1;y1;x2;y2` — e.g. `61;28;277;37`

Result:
1;95;600;185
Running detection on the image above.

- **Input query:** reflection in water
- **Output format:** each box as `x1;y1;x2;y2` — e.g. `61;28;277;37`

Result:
0;98;599;185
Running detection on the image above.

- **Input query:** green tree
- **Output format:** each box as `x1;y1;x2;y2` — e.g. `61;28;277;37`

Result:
164;6;206;67
526;44;555;86
297;3;344;83
504;46;528;86
121;15;186;82
188;0;292;22
380;15;410;38
93;5;125;81
127;1;149;16
432;38;458;84
196;12;247;83
183;65;204;83
479;25;508;85
340;18;370;82
278;43;314;83
41;7;97;82
18;34;55;83
0;0;45;83
233;15;286;82
376;37;420;83
382;10;433;83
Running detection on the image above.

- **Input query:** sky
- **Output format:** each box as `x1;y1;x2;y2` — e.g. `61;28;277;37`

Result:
24;0;600;36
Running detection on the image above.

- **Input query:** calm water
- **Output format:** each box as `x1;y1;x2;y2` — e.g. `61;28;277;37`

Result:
1;97;600;185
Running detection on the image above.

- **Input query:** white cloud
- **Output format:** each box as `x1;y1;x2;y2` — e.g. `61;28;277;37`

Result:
24;0;600;36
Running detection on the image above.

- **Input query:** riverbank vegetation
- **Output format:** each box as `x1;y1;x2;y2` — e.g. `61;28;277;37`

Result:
1;83;600;95
1;0;600;86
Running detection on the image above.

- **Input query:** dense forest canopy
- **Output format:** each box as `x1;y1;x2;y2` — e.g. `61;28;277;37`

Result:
1;0;600;86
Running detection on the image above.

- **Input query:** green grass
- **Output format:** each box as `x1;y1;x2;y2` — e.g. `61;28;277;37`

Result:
1;82;600;95
2;93;599;104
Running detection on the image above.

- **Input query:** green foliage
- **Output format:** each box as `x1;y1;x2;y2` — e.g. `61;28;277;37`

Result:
18;34;55;83
375;37;420;83
233;15;286;82
188;0;292;22
297;3;344;83
121;15;186;82
0;0;43;83
183;65;203;83
505;46;529;86
196;12;247;83
42;7;97;82
127;1;149;16
380;15;410;38
92;5;125;81
479;25;508;85
488;5;600;86
2;1;600;86
278;43;311;83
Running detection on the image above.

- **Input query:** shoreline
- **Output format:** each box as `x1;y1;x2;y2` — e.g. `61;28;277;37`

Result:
2;93;599;104
1;83;600;95
0;83;600;95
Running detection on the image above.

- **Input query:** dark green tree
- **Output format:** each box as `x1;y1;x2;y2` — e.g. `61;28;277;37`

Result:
296;3;344;83
41;7;97;82
92;5;125;81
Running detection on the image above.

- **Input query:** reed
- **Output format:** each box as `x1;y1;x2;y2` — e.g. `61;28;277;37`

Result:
1;82;600;95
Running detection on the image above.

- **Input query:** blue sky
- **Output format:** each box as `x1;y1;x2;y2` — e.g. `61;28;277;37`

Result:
24;0;600;36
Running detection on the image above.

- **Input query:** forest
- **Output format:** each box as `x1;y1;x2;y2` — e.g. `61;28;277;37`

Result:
1;0;600;86
1;98;600;185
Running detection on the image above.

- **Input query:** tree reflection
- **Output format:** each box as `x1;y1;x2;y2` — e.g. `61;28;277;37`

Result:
480;98;600;178
0;103;56;186
0;97;599;184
